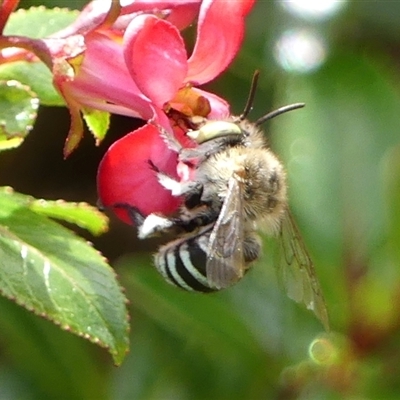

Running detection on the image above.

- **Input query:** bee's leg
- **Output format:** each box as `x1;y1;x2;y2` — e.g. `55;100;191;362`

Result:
139;211;218;238
149;160;200;197
112;202;172;238
157;172;199;196
112;201;210;239
138;213;175;239
153;123;183;153
96;198;105;211
184;183;204;209
114;201;217;238
243;234;262;263
113;203;146;227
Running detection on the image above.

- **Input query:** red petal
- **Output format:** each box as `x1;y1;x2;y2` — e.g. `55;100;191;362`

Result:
186;0;256;84
120;1;201;30
97;124;182;225
0;0;19;34
124;15;188;107
163;2;201;30
74;31;153;119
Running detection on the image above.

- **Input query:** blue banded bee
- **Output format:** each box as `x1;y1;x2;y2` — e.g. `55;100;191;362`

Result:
120;73;329;329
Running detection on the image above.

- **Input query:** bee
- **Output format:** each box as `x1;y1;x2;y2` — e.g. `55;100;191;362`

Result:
119;72;329;329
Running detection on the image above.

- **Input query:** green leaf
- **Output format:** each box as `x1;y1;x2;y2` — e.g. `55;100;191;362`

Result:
0;62;64;106
0;80;39;151
31;199;109;236
4;7;79;38
1;7;79;107
83;108;111;145
0;187;129;365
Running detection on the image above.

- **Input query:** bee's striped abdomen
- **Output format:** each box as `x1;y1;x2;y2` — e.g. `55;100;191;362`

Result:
154;229;217;293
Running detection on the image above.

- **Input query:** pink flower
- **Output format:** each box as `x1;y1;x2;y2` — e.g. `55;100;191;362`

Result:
0;0;255;224
0;1;203;155
97;0;255;224
56;0;207;155
52;0;238;155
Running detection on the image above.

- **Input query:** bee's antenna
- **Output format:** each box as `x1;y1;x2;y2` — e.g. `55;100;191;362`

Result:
239;70;260;121
255;103;305;126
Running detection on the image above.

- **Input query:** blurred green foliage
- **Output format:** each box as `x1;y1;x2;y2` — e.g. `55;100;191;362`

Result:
1;0;400;399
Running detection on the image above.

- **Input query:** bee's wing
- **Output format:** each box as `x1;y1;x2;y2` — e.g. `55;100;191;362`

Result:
206;176;245;289
277;211;329;330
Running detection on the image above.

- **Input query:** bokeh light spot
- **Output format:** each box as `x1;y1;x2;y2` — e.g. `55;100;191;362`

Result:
281;0;347;21
274;29;327;73
309;336;337;365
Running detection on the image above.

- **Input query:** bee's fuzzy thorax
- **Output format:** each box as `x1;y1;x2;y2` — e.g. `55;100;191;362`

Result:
195;143;287;235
